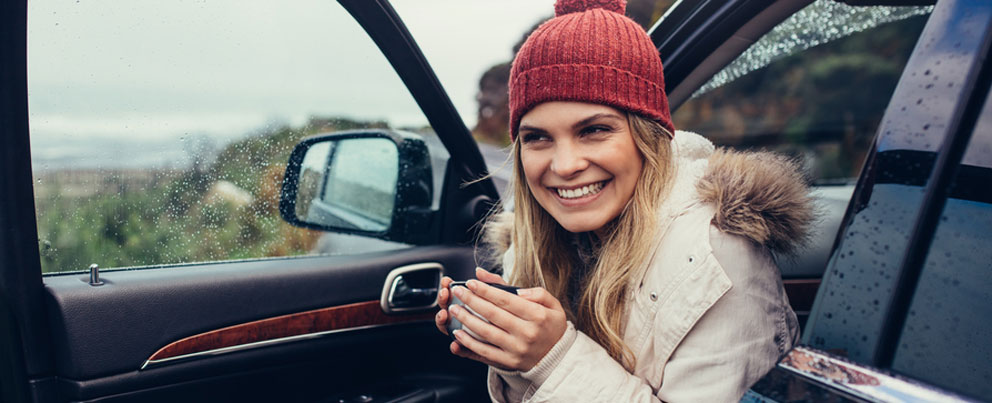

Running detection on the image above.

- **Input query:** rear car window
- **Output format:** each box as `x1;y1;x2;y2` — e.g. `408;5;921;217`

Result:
889;91;992;402
673;1;932;182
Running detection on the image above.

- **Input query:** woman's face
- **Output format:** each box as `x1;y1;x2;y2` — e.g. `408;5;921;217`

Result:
518;101;643;234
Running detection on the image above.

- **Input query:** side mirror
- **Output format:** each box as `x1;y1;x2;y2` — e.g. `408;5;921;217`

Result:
279;130;435;245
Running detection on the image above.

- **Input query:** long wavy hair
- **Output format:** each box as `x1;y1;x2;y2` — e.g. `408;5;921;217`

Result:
485;112;675;371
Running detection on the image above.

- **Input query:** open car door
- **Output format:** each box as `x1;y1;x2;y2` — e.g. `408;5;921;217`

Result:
1;0;499;401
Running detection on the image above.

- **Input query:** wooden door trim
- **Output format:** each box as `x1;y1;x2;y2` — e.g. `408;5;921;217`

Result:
142;300;434;369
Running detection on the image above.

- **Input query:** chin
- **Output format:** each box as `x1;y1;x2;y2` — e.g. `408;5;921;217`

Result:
555;217;608;234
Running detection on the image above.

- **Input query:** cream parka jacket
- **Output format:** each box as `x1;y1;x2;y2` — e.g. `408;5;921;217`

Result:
486;131;814;403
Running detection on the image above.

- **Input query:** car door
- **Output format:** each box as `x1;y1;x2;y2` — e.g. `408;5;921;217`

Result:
748;0;992;400
0;0;500;402
649;0;992;400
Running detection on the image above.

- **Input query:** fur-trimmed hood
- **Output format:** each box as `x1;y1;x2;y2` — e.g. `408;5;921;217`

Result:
485;131;815;257
671;131;814;255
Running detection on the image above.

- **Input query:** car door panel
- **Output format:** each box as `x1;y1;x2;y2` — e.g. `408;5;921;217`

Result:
58;325;485;402
42;246;487;401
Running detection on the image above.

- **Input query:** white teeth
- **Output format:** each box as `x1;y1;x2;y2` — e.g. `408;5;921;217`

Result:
556;181;605;199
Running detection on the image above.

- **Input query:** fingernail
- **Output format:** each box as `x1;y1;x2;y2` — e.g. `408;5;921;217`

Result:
516;288;530;296
452;286;465;297
466;279;480;289
449;305;461;315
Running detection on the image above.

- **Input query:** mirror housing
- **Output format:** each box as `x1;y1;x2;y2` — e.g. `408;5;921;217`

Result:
279;130;435;245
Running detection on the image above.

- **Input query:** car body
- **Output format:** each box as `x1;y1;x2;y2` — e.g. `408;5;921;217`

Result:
1;0;989;402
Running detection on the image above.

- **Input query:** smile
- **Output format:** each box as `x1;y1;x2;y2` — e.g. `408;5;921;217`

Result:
553;180;608;199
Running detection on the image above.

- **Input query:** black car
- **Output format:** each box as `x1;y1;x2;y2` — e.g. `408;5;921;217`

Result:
0;0;989;402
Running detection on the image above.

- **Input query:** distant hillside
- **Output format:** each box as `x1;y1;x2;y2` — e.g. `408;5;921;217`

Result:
35;116;389;273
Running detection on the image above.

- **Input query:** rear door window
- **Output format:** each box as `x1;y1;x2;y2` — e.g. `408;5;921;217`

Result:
673;1;931;181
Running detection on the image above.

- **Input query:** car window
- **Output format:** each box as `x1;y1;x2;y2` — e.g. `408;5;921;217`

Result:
889;93;992;402
673;1;932;182
29;0;445;273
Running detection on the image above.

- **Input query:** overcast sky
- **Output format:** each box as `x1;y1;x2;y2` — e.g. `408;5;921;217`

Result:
27;0;553;168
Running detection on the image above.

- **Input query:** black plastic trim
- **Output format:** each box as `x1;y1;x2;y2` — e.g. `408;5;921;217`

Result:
0;0;54;388
650;0;776;92
337;0;498;204
874;13;992;368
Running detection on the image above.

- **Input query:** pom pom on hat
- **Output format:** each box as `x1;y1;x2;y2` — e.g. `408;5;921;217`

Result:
554;0;626;17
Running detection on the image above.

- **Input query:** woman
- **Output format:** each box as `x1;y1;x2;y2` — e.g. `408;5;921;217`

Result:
435;0;814;401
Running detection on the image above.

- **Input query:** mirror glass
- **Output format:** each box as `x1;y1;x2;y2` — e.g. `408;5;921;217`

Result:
296;137;398;232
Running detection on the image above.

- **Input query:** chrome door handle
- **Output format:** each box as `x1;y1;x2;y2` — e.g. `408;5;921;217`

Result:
380;263;443;314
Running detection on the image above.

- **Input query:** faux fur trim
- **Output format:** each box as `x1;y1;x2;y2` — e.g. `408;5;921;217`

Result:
483;211;514;258
697;149;814;256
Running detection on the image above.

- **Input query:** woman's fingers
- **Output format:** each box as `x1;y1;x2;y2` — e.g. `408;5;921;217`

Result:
517;287;564;311
448;303;511;346
449;338;505;368
455;281;527;331
437;287;449;309
464;280;555;324
475;267;505;285
435;307;449;336
435;276;455;336
438;276;453;308
451;330;517;369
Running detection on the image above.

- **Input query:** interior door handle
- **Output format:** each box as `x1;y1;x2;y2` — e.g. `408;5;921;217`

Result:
380;263;443;314
390;278;438;307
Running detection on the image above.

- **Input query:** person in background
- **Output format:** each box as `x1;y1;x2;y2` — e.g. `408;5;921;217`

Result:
436;0;814;401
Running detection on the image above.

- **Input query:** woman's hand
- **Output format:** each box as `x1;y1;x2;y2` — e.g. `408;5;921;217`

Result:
434;275;454;336
447;269;568;372
435;268;506;336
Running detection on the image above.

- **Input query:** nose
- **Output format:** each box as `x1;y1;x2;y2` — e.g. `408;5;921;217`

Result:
550;142;588;178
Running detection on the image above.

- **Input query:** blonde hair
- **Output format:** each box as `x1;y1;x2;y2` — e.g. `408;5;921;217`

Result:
487;113;674;370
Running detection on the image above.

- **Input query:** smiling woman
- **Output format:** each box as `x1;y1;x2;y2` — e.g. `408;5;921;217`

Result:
433;0;815;401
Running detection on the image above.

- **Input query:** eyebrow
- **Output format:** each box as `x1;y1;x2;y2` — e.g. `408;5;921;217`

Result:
572;113;623;130
519;112;623;134
517;124;546;134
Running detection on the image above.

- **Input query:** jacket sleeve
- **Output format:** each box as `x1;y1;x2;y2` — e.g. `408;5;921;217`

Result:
488;324;662;403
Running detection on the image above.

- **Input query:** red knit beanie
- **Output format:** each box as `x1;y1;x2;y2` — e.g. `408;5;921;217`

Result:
508;0;674;140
